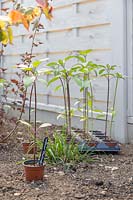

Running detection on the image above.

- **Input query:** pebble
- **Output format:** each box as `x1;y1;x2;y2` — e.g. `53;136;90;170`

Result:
100;190;106;195
111;167;118;171
35;188;40;191
74;193;86;199
58;171;65;176
14;192;21;196
44;175;48;178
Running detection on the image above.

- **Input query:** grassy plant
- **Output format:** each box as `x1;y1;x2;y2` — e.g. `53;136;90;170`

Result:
37;130;94;166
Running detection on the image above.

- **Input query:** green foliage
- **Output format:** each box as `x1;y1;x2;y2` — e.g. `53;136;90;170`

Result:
38;131;93;165
0;78;7;88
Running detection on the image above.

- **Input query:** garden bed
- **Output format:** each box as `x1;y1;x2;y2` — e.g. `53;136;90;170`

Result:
0;124;132;200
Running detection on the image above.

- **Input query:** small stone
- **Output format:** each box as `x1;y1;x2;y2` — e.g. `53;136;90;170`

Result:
17;132;23;135
75;193;86;199
105;166;112;170
35;188;40;191
58;171;65;176
111;167;118;171
100;190;106;195
44;175;48;178
129;177;133;183
14;192;21;196
99;164;104;167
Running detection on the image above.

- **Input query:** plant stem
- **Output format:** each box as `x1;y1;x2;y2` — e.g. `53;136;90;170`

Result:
86;86;89;135
29;85;34;123
83;74;87;133
105;75;110;139
59;77;68;127
66;78;71;136
110;77;119;136
33;81;37;165
89;77;94;132
0;45;3;105
28;11;43;124
30;11;43;57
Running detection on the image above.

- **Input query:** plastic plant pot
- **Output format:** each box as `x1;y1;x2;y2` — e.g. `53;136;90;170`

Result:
23;160;45;182
22;142;37;154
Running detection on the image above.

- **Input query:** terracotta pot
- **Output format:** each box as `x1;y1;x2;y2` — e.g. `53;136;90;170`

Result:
23;160;45;182
104;140;118;148
22;142;37;154
88;141;98;147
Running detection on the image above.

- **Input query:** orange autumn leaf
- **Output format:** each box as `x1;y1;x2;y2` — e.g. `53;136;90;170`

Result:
8;10;23;24
43;6;53;20
9;10;29;30
22;16;29;30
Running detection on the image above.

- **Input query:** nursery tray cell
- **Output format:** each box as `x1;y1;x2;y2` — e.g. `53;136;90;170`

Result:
79;142;120;153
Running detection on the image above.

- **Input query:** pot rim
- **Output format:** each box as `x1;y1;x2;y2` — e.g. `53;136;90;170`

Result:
23;159;45;167
22;141;34;144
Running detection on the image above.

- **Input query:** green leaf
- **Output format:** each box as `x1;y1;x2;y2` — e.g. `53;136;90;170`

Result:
47;148;56;162
7;26;13;44
47;62;58;67
79;49;92;56
47;76;59;86
0;78;6;83
64;55;76;62
54;85;61;92
96;114;106;119
22;67;33;72
58;59;64;66
73;77;82;87
37;78;47;85
38;68;52;75
80;116;87;121
83;80;90;88
111;110;116;117
88;99;92;108
25;7;34;15
115;72;123;79
99;69;105;75
93;109;103;113
23;76;35;87
74;55;86;63
32;60;42;68
0;30;8;45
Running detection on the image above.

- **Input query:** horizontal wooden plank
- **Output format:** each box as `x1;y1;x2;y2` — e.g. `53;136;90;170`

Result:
13;22;111;38
3;48;112;57
4;26;111;55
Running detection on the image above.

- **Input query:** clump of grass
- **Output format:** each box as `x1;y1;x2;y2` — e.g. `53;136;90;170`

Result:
38;131;94;166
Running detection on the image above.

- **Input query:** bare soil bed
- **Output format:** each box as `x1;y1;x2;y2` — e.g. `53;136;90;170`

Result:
0;125;133;200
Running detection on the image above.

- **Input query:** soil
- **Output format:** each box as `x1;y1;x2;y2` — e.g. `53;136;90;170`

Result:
0;124;133;200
